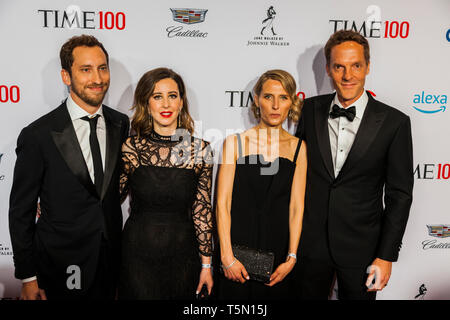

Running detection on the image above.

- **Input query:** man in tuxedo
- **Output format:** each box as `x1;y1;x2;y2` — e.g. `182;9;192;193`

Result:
295;30;413;300
9;35;129;300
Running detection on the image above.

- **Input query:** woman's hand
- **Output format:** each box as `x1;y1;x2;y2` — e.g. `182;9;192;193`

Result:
265;257;296;287
196;267;214;297
222;256;249;283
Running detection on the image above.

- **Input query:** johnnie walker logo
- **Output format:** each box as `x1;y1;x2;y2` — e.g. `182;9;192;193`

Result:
414;284;427;300
247;6;290;47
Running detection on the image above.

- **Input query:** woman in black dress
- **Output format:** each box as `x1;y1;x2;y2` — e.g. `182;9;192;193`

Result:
118;68;214;299
216;69;307;299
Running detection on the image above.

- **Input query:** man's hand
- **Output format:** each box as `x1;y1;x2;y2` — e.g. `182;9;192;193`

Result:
366;258;392;292
21;280;47;300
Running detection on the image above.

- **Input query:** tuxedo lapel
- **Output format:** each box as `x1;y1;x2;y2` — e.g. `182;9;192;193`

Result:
101;107;122;200
50;103;98;198
337;93;387;178
314;94;335;179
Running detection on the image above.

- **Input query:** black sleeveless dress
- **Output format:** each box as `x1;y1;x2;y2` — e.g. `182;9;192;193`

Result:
217;133;301;300
118;131;213;299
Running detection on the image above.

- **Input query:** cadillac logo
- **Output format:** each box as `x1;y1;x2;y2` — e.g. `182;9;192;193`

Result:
427;225;450;238
170;8;208;24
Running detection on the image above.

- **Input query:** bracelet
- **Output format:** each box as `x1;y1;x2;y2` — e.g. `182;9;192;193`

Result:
201;264;211;269
221;258;237;270
287;253;297;260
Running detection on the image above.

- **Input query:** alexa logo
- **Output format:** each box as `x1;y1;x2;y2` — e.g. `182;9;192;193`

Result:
166;8;208;38
412;91;447;114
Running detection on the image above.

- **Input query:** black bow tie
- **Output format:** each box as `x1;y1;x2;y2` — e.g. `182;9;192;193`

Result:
329;104;356;122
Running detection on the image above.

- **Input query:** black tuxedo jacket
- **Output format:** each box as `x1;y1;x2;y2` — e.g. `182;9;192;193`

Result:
295;92;413;268
9;102;129;294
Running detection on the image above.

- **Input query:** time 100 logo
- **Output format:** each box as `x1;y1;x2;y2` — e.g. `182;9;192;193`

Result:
38;7;126;30
0;85;20;103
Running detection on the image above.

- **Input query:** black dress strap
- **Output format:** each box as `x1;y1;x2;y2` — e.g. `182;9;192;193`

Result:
293;139;301;163
236;133;243;159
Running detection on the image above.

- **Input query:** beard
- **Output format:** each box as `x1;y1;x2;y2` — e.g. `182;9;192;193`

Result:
70;79;109;107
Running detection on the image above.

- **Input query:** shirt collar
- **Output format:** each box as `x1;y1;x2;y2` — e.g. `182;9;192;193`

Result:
330;90;368;120
66;94;103;121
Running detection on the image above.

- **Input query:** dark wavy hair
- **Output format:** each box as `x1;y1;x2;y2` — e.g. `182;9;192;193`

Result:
60;34;109;76
131;68;194;137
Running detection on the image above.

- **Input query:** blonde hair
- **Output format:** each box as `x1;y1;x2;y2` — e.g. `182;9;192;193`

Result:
251;69;303;122
131;68;194;137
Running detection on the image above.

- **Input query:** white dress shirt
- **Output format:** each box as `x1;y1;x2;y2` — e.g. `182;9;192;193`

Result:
328;91;368;177
66;95;107;183
22;96;106;283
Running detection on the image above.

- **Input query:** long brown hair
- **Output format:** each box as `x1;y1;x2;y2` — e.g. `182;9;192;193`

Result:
131;68;194;137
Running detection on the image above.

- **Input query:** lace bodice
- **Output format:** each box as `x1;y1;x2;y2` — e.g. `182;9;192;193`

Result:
120;130;214;256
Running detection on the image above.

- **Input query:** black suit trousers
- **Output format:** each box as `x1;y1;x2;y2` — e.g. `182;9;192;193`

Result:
44;239;116;300
293;255;376;300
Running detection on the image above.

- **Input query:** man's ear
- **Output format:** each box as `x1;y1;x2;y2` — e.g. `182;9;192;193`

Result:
366;62;371;76
61;69;71;86
325;64;331;77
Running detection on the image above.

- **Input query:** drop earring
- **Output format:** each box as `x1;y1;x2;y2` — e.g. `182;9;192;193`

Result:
256;107;261;118
288;109;293;120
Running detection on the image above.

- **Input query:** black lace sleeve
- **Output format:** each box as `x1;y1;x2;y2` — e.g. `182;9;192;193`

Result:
192;140;214;257
120;136;140;202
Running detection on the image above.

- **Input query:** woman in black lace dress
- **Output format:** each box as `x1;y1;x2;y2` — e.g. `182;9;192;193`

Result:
216;70;307;299
118;68;214;299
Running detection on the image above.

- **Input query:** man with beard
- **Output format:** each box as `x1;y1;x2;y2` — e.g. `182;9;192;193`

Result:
9;35;130;300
